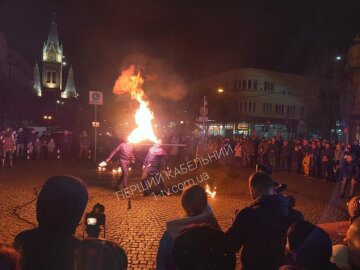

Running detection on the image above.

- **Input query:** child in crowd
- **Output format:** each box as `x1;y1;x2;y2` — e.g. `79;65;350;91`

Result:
303;152;311;177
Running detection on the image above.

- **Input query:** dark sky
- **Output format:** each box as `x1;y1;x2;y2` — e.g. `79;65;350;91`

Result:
1;0;360;94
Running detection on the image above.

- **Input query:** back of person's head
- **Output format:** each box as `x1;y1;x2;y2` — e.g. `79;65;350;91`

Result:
286;221;333;270
181;185;207;216
36;175;88;234
248;171;274;199
173;225;236;270
256;164;273;175
0;243;21;270
346;218;360;269
347;196;360;222
74;238;127;270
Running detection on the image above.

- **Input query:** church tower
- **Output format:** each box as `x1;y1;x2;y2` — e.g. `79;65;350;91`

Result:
42;12;63;90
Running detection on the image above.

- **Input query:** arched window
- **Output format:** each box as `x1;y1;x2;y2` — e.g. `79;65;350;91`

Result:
51;71;57;83
46;71;51;83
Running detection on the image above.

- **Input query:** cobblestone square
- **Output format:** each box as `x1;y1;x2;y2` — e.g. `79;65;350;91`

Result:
0;160;350;269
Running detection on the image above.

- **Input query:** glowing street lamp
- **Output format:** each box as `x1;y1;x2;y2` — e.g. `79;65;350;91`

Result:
217;88;224;94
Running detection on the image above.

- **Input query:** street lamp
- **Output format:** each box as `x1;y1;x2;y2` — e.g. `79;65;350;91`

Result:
217;88;224;94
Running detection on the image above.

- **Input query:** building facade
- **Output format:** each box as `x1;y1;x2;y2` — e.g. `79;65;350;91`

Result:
191;68;319;138
0;31;33;125
347;34;360;140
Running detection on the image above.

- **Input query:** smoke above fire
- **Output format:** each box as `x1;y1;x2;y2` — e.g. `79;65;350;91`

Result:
113;55;188;102
113;65;144;98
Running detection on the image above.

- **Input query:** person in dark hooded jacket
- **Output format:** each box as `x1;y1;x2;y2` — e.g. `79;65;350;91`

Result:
280;221;338;270
14;175;88;270
225;172;304;270
106;140;135;191
140;144;167;196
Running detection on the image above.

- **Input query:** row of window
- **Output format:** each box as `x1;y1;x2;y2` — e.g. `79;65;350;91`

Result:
264;81;274;91
46;70;57;84
274;104;296;115
233;80;274;91
238;101;256;113
233;80;258;90
238;102;298;116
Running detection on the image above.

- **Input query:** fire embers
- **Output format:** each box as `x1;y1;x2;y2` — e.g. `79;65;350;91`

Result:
205;184;216;199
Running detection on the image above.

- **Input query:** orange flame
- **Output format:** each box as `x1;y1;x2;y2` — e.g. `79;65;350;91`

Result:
113;65;159;144
205;184;216;199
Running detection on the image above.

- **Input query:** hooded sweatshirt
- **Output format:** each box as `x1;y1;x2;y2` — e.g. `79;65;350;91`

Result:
226;194;304;270
14;175;88;270
156;205;220;270
143;145;167;175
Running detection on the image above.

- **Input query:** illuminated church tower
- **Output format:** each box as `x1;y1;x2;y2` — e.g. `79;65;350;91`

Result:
42;12;63;90
33;11;78;99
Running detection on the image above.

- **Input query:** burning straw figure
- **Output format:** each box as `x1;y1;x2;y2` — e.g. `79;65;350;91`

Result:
140;144;167;196
105;139;135;191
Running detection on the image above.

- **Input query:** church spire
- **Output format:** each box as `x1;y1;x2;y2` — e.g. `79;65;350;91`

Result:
33;62;42;97
62;66;78;99
47;12;59;48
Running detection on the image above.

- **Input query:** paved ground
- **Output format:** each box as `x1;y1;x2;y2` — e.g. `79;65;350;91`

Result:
0;159;354;270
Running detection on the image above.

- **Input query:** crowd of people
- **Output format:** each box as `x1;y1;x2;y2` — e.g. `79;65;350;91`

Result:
0;127;92;167
2;128;360;269
204;135;360;198
0;172;360;270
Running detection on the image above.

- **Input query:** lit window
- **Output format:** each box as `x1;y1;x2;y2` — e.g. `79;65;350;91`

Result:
52;71;57;83
46;71;51;83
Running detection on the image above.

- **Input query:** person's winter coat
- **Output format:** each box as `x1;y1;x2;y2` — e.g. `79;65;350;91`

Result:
14;176;88;270
226;194;304;270
156;205;221;270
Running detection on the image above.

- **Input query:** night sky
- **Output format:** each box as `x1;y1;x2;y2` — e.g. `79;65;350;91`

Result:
1;0;360;95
